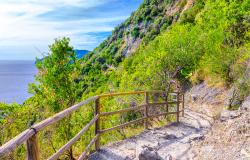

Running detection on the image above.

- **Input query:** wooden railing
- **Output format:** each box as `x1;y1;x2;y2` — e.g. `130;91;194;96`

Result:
0;91;184;160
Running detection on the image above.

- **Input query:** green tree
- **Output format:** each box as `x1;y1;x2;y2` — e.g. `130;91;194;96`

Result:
30;37;81;112
29;37;81;159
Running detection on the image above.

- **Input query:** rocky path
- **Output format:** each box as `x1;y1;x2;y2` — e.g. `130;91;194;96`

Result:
192;97;250;160
89;82;250;160
89;109;214;160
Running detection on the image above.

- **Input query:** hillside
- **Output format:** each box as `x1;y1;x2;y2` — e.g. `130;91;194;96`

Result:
79;0;249;102
87;0;185;58
79;0;197;94
74;50;90;59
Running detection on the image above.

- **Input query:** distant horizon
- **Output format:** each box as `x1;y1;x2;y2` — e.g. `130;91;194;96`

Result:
0;49;92;61
0;0;143;60
0;48;91;61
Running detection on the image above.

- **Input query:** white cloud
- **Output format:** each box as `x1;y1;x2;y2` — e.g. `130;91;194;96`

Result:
0;0;138;60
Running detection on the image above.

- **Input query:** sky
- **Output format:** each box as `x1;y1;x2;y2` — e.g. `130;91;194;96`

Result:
0;0;143;60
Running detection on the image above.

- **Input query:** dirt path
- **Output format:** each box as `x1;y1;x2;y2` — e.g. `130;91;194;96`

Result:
89;108;214;160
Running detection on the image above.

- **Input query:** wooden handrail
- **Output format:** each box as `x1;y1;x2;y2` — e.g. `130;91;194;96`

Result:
78;134;100;160
99;91;145;97
100;117;147;134
0;129;35;157
0;91;184;160
0;96;98;157
100;105;145;116
98;90;180;98
47;114;100;160
32;96;99;132
148;111;179;119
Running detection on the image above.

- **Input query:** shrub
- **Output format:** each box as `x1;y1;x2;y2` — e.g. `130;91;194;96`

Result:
131;26;140;38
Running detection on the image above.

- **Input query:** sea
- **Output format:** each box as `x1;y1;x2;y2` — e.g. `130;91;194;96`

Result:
0;60;37;104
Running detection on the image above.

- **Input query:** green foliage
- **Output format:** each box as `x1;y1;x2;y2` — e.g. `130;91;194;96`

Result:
0;102;38;159
118;23;204;91
178;0;187;9
131;26;140;38
1;0;250;159
77;0;181;101
180;0;205;24
29;37;81;112
85;0;177;66
232;43;250;100
195;0;250;84
117;0;250;91
28;37;82;158
0;103;20;121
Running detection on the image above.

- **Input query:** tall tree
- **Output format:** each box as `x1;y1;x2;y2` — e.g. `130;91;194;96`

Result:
30;37;81;112
29;37;81;159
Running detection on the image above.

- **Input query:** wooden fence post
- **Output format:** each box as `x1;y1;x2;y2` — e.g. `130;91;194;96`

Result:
176;92;180;123
26;134;39;160
144;92;149;129
95;97;100;151
165;92;168;113
182;93;185;117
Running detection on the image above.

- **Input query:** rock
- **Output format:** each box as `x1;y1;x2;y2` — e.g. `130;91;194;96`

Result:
203;88;222;104
188;82;225;105
165;154;173;160
189;133;205;141
138;146;163;160
241;147;250;159
231;99;241;107
240;95;250;111
162;134;178;140
224;87;242;109
191;94;198;102
180;133;205;143
220;110;241;122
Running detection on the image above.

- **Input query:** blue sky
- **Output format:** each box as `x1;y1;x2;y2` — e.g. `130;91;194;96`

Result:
0;0;143;60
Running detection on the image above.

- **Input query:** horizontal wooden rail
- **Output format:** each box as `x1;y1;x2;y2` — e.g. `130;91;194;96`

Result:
32;96;98;132
78;134;100;160
0;129;35;157
148;101;183;106
0;91;184;160
149;111;178;119
48;114;99;160
100;117;147;134
100;105;145;116
99;90;181;98
142;90;179;94
99;91;145;98
99;101;183;117
100;111;184;134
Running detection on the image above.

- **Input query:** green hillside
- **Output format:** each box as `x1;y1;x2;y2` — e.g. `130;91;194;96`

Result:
1;0;249;159
80;0;249;100
79;0;193;95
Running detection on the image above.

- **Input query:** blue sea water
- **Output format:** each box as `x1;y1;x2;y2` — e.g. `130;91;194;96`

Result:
0;60;37;104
